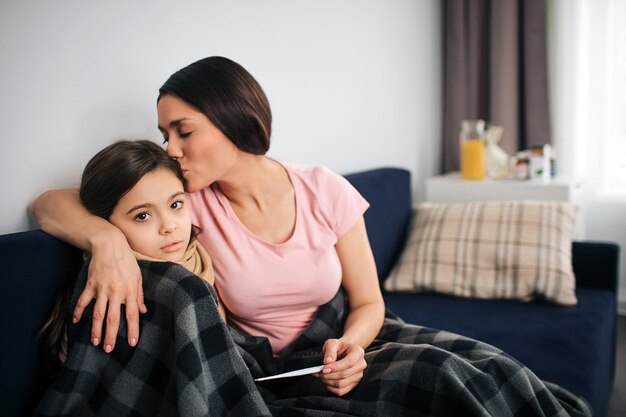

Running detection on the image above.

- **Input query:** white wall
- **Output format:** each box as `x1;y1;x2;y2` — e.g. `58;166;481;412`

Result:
0;0;443;235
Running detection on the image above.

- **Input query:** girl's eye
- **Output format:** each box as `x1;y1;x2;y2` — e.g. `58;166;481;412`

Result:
180;131;192;138
171;200;184;210
134;212;151;222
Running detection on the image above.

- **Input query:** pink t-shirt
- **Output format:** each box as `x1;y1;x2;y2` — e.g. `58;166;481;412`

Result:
187;162;369;354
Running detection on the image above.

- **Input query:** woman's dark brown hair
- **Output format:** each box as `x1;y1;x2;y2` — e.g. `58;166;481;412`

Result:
158;56;272;155
39;140;184;372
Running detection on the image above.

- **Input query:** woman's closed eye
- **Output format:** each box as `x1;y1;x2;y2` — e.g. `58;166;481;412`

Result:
161;131;190;144
134;211;151;222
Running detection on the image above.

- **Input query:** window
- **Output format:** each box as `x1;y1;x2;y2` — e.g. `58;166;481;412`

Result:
602;0;626;192
549;0;626;194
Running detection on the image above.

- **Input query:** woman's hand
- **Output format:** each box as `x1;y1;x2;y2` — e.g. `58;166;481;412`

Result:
73;230;146;352
316;338;367;396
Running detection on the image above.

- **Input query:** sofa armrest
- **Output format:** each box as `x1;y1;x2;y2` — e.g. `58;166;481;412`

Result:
0;230;83;417
572;241;620;292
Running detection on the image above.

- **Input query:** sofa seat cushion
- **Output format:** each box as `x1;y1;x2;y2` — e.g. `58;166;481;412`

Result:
383;288;616;417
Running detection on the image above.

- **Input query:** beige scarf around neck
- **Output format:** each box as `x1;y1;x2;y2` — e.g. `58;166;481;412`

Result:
133;238;214;286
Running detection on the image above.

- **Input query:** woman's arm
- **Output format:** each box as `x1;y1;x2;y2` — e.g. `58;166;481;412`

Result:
317;216;385;396
31;188;145;352
336;217;385;348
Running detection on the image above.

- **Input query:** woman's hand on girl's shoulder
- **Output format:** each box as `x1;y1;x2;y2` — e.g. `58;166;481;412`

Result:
315;338;367;396
73;229;146;353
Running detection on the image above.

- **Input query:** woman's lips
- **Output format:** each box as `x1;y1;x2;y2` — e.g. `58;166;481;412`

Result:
161;240;184;253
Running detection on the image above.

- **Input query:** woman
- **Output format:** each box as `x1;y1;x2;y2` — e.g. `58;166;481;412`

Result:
32;56;383;396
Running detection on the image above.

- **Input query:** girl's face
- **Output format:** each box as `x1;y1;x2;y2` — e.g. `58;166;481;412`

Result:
108;168;192;262
157;94;239;192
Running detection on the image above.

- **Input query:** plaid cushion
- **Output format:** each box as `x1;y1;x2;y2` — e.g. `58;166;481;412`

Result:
384;201;577;305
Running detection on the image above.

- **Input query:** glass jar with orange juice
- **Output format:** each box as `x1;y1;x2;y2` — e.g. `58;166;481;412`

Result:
460;119;486;180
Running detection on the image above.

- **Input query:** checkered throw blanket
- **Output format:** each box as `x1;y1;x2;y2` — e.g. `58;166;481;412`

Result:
234;289;593;417
35;261;593;416
34;261;271;417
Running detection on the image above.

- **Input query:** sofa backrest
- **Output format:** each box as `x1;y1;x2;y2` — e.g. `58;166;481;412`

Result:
0;230;82;417
344;167;412;283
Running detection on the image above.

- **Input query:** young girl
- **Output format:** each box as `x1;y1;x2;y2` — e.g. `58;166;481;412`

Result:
39;139;217;365
36;140;270;417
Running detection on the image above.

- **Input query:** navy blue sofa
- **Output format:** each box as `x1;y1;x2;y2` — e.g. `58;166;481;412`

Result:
346;167;619;417
0;167;619;417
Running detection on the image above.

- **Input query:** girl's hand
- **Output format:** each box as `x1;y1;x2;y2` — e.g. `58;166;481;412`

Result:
72;230;146;353
316;338;367;396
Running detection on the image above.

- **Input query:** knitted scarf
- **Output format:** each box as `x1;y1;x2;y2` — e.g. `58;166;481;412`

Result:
133;238;214;285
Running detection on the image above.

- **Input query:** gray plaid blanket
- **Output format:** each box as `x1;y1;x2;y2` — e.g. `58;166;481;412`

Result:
35;261;593;417
233;289;593;417
34;261;270;417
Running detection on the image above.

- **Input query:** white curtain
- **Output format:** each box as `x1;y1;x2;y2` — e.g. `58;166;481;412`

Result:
548;0;626;193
